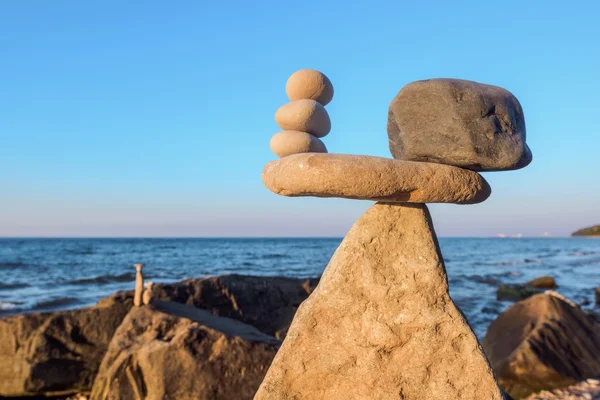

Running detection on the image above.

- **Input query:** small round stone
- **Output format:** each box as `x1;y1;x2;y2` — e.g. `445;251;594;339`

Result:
286;69;334;106
269;130;327;158
275;99;331;138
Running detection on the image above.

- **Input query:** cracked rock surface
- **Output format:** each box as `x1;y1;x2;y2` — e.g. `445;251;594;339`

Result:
255;203;506;400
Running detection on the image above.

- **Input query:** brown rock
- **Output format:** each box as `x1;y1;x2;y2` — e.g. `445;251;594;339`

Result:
269;130;327;158
0;275;318;397
262;153;491;204
482;293;600;399
255;203;506;400
275;99;331;138
90;302;280;400
285;69;334;106
525;276;557;289
387;78;532;171
106;274;320;340
0;296;132;397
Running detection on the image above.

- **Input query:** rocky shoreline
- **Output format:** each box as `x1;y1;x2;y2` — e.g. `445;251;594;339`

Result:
0;273;598;399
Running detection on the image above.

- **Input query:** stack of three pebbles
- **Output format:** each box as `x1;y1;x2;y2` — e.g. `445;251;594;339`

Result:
270;69;334;158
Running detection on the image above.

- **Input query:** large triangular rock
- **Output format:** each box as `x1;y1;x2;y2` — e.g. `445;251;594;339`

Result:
255;203;505;400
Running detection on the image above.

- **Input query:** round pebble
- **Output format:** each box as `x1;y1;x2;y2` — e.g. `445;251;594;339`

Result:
275;99;331;138
269;130;327;158
286;69;334;106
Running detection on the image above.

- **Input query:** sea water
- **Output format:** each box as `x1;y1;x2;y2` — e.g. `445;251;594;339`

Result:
1;237;599;338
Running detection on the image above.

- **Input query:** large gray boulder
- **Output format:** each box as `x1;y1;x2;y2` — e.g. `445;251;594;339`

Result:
0;295;132;397
483;292;600;399
90;301;280;400
387;78;532;171
256;203;507;399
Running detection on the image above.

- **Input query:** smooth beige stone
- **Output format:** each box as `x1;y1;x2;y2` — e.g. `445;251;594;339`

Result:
275;99;331;138
255;203;507;400
142;282;154;305
269;130;327;158
262;153;491;204
286;69;334;106
133;263;144;307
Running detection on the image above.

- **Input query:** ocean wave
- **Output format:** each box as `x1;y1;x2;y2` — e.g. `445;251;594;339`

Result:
569;251;600;257
0;301;19;310
0;282;30;290
32;297;80;310
0;261;27;268
262;254;289;259
491;258;542;266
67;272;135;285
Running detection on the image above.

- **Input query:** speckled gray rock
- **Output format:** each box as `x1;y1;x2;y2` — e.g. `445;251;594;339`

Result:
255;203;507;400
387;78;532;171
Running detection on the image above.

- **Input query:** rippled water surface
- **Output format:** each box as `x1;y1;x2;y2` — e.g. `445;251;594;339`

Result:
1;237;599;337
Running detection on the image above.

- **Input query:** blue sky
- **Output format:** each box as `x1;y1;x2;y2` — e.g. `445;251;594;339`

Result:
1;1;599;237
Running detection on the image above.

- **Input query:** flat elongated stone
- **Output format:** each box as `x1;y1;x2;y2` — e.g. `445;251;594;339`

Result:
387;78;532;171
262;153;491;204
255;203;507;400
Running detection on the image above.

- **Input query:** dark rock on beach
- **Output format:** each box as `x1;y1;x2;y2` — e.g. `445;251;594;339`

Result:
90;301;280;400
106;274;319;339
387;78;532;171
0;274;317;398
0;294;132;397
482;292;600;399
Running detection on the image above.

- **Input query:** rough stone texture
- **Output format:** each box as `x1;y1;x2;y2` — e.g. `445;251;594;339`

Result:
0;296;132;397
255;203;506;400
482;293;600;399
90;302;280;400
286;69;334;106
262;153;491;204
269;130;327;158
387;78;532;171
275;99;331;138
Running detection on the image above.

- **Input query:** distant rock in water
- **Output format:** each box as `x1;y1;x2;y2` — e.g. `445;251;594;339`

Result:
497;276;557;302
572;225;600;237
525;276;557;289
482;292;600;399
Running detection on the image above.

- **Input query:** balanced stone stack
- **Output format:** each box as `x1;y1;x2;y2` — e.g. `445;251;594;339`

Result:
257;73;532;400
270;69;333;158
